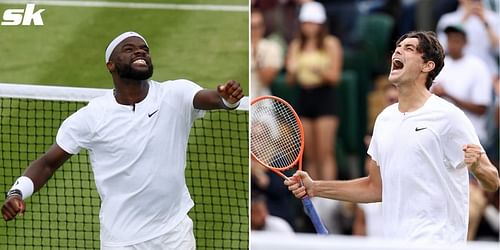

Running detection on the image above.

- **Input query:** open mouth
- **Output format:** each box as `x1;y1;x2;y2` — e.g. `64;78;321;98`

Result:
392;59;404;70
131;58;148;67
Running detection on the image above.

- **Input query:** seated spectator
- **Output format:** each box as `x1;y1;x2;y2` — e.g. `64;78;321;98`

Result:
251;159;297;229
251;192;295;234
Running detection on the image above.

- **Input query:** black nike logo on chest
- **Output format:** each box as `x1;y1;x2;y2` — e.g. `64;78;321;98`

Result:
148;110;159;118
415;127;427;132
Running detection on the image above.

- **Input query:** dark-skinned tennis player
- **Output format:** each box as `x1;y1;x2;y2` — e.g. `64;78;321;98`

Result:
2;31;244;249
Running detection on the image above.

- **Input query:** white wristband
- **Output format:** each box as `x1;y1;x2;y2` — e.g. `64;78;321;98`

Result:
9;176;34;200
222;98;240;109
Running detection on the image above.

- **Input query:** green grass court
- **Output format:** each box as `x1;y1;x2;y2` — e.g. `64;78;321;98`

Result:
0;1;248;249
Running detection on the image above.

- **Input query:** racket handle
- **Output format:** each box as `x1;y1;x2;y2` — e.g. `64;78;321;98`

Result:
302;196;329;235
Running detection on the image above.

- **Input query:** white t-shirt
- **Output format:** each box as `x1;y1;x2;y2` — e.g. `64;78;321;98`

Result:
434;55;493;142
358;202;384;238
437;7;499;76
56;79;205;246
368;95;481;242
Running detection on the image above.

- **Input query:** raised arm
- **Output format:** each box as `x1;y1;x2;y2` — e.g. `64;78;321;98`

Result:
284;158;382;203
2;144;72;221
193;80;244;110
464;144;499;192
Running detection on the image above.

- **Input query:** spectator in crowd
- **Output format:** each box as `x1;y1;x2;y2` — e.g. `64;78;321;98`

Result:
251;192;295;234
251;159;297;229
286;1;343;180
251;8;284;99
251;0;299;45
436;0;499;78
432;25;492;143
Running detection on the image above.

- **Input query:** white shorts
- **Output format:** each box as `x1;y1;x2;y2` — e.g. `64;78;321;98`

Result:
101;215;196;250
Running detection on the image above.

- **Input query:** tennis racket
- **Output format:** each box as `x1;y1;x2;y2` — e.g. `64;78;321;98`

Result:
251;95;329;235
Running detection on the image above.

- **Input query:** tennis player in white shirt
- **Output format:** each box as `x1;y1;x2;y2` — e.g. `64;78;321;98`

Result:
2;31;244;249
285;31;499;242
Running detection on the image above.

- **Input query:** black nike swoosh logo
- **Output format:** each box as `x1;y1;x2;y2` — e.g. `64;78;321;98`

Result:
148;110;159;118
415;127;427;131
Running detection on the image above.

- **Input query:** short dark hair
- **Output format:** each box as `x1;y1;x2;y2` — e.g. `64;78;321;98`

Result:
396;31;445;89
444;25;467;39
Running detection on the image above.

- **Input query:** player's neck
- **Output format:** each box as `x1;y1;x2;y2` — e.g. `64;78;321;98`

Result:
113;79;149;106
397;81;431;113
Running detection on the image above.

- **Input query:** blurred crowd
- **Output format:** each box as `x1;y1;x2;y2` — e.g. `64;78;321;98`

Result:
250;0;499;241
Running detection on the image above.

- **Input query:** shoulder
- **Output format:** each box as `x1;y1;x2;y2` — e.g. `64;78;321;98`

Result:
429;94;456;109
80;91;113;116
464;55;489;70
429;95;467;121
324;36;341;51
376;103;399;120
324;35;341;47
372;103;398;131
157;79;202;90
66;91;113;126
258;39;283;58
155;79;203;104
260;38;281;50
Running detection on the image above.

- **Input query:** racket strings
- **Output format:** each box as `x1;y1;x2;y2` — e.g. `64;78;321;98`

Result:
251;99;302;169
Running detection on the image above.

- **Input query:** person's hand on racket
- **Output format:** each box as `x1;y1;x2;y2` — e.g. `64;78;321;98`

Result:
284;171;315;199
217;80;244;105
2;195;26;221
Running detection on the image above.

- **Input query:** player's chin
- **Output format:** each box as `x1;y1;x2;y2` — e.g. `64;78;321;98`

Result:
130;64;150;72
387;73;400;83
130;66;154;80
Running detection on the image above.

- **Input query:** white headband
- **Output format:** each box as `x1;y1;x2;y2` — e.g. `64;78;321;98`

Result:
105;31;148;63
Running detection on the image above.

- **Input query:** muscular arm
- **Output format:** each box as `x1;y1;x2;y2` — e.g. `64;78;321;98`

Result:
24;144;72;192
285;158;382;203
2;144;71;221
464;144;499;192
468;149;499;192
193;80;243;110
313;159;382;203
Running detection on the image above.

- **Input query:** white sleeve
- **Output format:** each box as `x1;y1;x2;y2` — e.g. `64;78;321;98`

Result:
367;118;380;166
470;60;493;106
171;79;206;121
442;108;483;168
56;106;92;154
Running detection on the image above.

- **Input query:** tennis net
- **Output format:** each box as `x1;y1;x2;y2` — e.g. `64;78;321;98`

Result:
0;82;249;249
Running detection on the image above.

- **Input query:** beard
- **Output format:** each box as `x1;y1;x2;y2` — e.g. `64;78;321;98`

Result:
115;62;154;80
